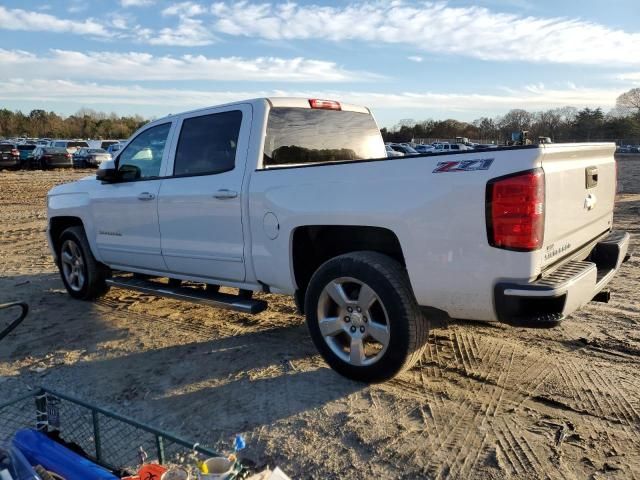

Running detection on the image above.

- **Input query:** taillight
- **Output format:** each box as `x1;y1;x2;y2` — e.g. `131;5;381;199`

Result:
66;153;72;159
486;168;545;251
309;99;341;110
11;148;19;156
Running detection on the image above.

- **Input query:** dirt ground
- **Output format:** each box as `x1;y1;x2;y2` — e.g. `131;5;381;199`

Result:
0;159;638;479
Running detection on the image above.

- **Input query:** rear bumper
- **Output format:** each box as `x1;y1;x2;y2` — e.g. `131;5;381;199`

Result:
494;230;631;326
0;158;20;167
46;159;73;168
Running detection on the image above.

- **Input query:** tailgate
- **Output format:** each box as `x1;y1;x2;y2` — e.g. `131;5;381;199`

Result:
540;143;616;269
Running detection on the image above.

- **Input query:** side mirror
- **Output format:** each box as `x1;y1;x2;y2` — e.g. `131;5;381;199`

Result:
96;159;118;183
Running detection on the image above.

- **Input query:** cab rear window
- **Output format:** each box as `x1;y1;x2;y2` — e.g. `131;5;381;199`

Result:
263;108;385;167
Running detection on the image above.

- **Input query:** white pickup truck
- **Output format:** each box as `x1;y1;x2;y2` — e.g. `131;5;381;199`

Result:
47;97;631;382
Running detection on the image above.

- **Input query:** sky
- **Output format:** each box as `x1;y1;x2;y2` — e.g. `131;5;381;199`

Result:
0;0;639;127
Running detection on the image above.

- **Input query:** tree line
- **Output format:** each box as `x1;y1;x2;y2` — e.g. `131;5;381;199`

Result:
0;108;147;140
382;88;640;144
2;88;640;144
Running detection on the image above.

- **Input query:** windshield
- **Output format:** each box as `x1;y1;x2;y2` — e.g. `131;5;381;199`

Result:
17;145;36;151
0;144;15;152
68;142;89;148
263;107;385;167
88;149;108;154
44;147;68;154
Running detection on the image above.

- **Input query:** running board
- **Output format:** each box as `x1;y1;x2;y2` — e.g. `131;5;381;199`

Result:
105;277;268;314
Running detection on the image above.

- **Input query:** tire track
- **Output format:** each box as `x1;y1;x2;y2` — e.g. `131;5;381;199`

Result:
493;417;543;478
441;345;515;478
429;341;517;478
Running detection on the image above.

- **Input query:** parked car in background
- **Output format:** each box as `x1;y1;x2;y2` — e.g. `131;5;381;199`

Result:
73;148;112;168
99;140;120;150
17;144;36;167
432;143;472;153
106;142;125;158
389;144;419;155
413;144;436;154
385;145;404;157
30;147;73;169
36;139;51;146
50;140;90;154
0;143;20;169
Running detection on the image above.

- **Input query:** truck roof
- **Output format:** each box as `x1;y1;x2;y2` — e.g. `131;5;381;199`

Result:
160;97;371;120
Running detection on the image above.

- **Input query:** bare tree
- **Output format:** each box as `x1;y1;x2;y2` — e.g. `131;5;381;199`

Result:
616;88;640;116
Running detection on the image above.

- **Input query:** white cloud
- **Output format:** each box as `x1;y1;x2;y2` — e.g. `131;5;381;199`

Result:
67;0;88;14
0;6;111;37
120;0;155;6
617;72;640;85
139;16;215;46
209;1;640;66
0;78;621;113
0;48;371;82
0;5;209;46
408;56;423;63
162;1;207;17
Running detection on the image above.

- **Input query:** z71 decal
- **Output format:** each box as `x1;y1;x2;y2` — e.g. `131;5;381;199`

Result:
432;158;494;173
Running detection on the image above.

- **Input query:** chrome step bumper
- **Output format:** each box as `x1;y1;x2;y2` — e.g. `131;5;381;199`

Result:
494;230;631;327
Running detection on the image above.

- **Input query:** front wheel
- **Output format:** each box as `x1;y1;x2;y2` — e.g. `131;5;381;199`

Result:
57;226;110;300
305;251;429;382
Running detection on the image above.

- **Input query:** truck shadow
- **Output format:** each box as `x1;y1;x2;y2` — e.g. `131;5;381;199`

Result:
30;326;362;437
0;272;128;363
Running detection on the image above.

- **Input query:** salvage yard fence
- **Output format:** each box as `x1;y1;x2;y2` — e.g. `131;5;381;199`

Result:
0;387;219;475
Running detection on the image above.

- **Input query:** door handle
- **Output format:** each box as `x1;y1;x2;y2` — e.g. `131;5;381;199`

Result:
585;166;598;188
137;192;155;201
214;189;238;199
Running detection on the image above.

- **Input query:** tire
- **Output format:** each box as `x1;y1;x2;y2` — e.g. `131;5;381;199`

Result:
57;226;110;300
305;251;429;382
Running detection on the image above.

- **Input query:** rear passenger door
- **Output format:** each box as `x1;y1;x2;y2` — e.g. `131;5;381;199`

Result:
157;104;251;282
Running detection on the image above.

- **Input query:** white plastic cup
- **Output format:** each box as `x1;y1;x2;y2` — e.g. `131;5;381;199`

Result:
162;467;191;480
198;457;234;480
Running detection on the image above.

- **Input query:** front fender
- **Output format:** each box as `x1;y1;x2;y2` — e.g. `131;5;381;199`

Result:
47;193;102;263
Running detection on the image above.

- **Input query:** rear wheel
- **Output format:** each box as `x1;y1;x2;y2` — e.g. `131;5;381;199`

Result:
57;226;110;300
305;251;429;382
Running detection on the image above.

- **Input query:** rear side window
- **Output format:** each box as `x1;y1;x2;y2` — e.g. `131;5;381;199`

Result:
263;108;385;167
173;110;242;176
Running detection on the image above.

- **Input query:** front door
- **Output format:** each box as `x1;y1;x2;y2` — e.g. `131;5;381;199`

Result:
158;105;251;282
91;122;174;271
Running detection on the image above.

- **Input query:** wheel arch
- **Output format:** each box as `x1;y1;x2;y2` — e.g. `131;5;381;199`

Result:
290;225;406;314
49;216;101;264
